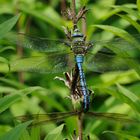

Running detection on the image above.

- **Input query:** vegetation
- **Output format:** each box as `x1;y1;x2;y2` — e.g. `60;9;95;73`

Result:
0;0;140;140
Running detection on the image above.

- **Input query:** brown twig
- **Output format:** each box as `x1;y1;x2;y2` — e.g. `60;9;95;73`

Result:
71;0;77;29
78;112;83;140
61;0;67;18
82;13;87;36
71;0;76;19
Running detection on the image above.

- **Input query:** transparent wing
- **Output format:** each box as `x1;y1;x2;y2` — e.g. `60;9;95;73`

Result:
90;33;140;53
10;52;75;74
14;111;136;127
85;52;140;73
85;34;140;73
15;111;79;126
4;32;71;52
3;33;75;73
86;112;136;123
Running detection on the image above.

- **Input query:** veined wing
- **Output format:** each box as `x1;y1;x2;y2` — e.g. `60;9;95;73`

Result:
4;32;71;52
85;34;140;73
90;33;140;53
15;111;137;126
15;111;79;126
85;52;140;73
3;33;75;73
10;52;75;74
86;112;136;123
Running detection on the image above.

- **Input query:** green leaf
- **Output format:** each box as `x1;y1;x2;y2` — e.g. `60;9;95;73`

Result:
44;124;64;140
0;14;20;39
0;57;10;72
93;70;140;88
0;121;32;140
103;131;140;140
117;14;140;32
19;130;30;140
0;2;14;14
105;84;140;113
30;127;40;140
0;86;16;93
19;5;63;30
112;5;140;19
0;78;25;88
0;56;9;64
80;0;89;6
137;0;140;11
116;84;140;113
92;25;140;51
0;46;15;53
0;86;44;113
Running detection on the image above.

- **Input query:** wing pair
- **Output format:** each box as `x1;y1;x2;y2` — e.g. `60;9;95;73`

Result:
2;32;140;74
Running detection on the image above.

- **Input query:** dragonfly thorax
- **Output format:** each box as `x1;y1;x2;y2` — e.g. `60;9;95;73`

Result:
72;44;87;55
71;28;88;55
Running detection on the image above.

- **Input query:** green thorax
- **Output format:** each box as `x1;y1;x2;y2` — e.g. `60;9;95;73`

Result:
71;28;87;55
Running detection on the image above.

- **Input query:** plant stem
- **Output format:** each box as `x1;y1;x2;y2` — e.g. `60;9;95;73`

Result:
82;14;87;36
72;0;76;18
78;113;83;140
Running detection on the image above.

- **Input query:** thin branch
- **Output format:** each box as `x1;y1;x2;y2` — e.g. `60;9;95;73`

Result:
71;0;76;19
78;113;83;140
71;0;77;29
82;14;87;36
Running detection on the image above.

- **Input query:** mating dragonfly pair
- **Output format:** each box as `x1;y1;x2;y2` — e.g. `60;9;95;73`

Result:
4;28;140;125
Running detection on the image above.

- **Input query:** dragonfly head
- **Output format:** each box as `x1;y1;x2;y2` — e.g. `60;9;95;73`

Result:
71;28;88;55
72;28;84;38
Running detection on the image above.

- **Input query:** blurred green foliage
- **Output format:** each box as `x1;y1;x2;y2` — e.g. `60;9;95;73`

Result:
0;0;140;140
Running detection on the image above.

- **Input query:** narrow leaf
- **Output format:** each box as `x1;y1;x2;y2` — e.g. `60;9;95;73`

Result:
117;84;140;113
44;124;64;140
0;86;44;113
0;121;32;140
103;131;140;140
19;5;63;30
0;46;15;53
92;25;140;50
30;127;40;140
0;57;9;64
0;57;10;72
112;5;140;19
137;0;140;11
0;14;20;39
117;14;140;32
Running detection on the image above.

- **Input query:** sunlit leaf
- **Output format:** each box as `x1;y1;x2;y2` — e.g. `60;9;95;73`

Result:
44;124;64;140
0;121;32;140
112;5;140;19
117;84;140;113
0;46;15;53
137;0;140;11
103;131;140;140
19;5;63;30
80;0;89;6
30;127;40;140
117;14;140;32
0;87;44;113
0;14;20;39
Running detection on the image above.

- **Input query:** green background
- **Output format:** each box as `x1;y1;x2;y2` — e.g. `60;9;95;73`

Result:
0;0;140;140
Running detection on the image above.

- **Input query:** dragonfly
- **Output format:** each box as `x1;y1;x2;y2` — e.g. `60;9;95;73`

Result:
14;66;138;130
3;28;140;112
